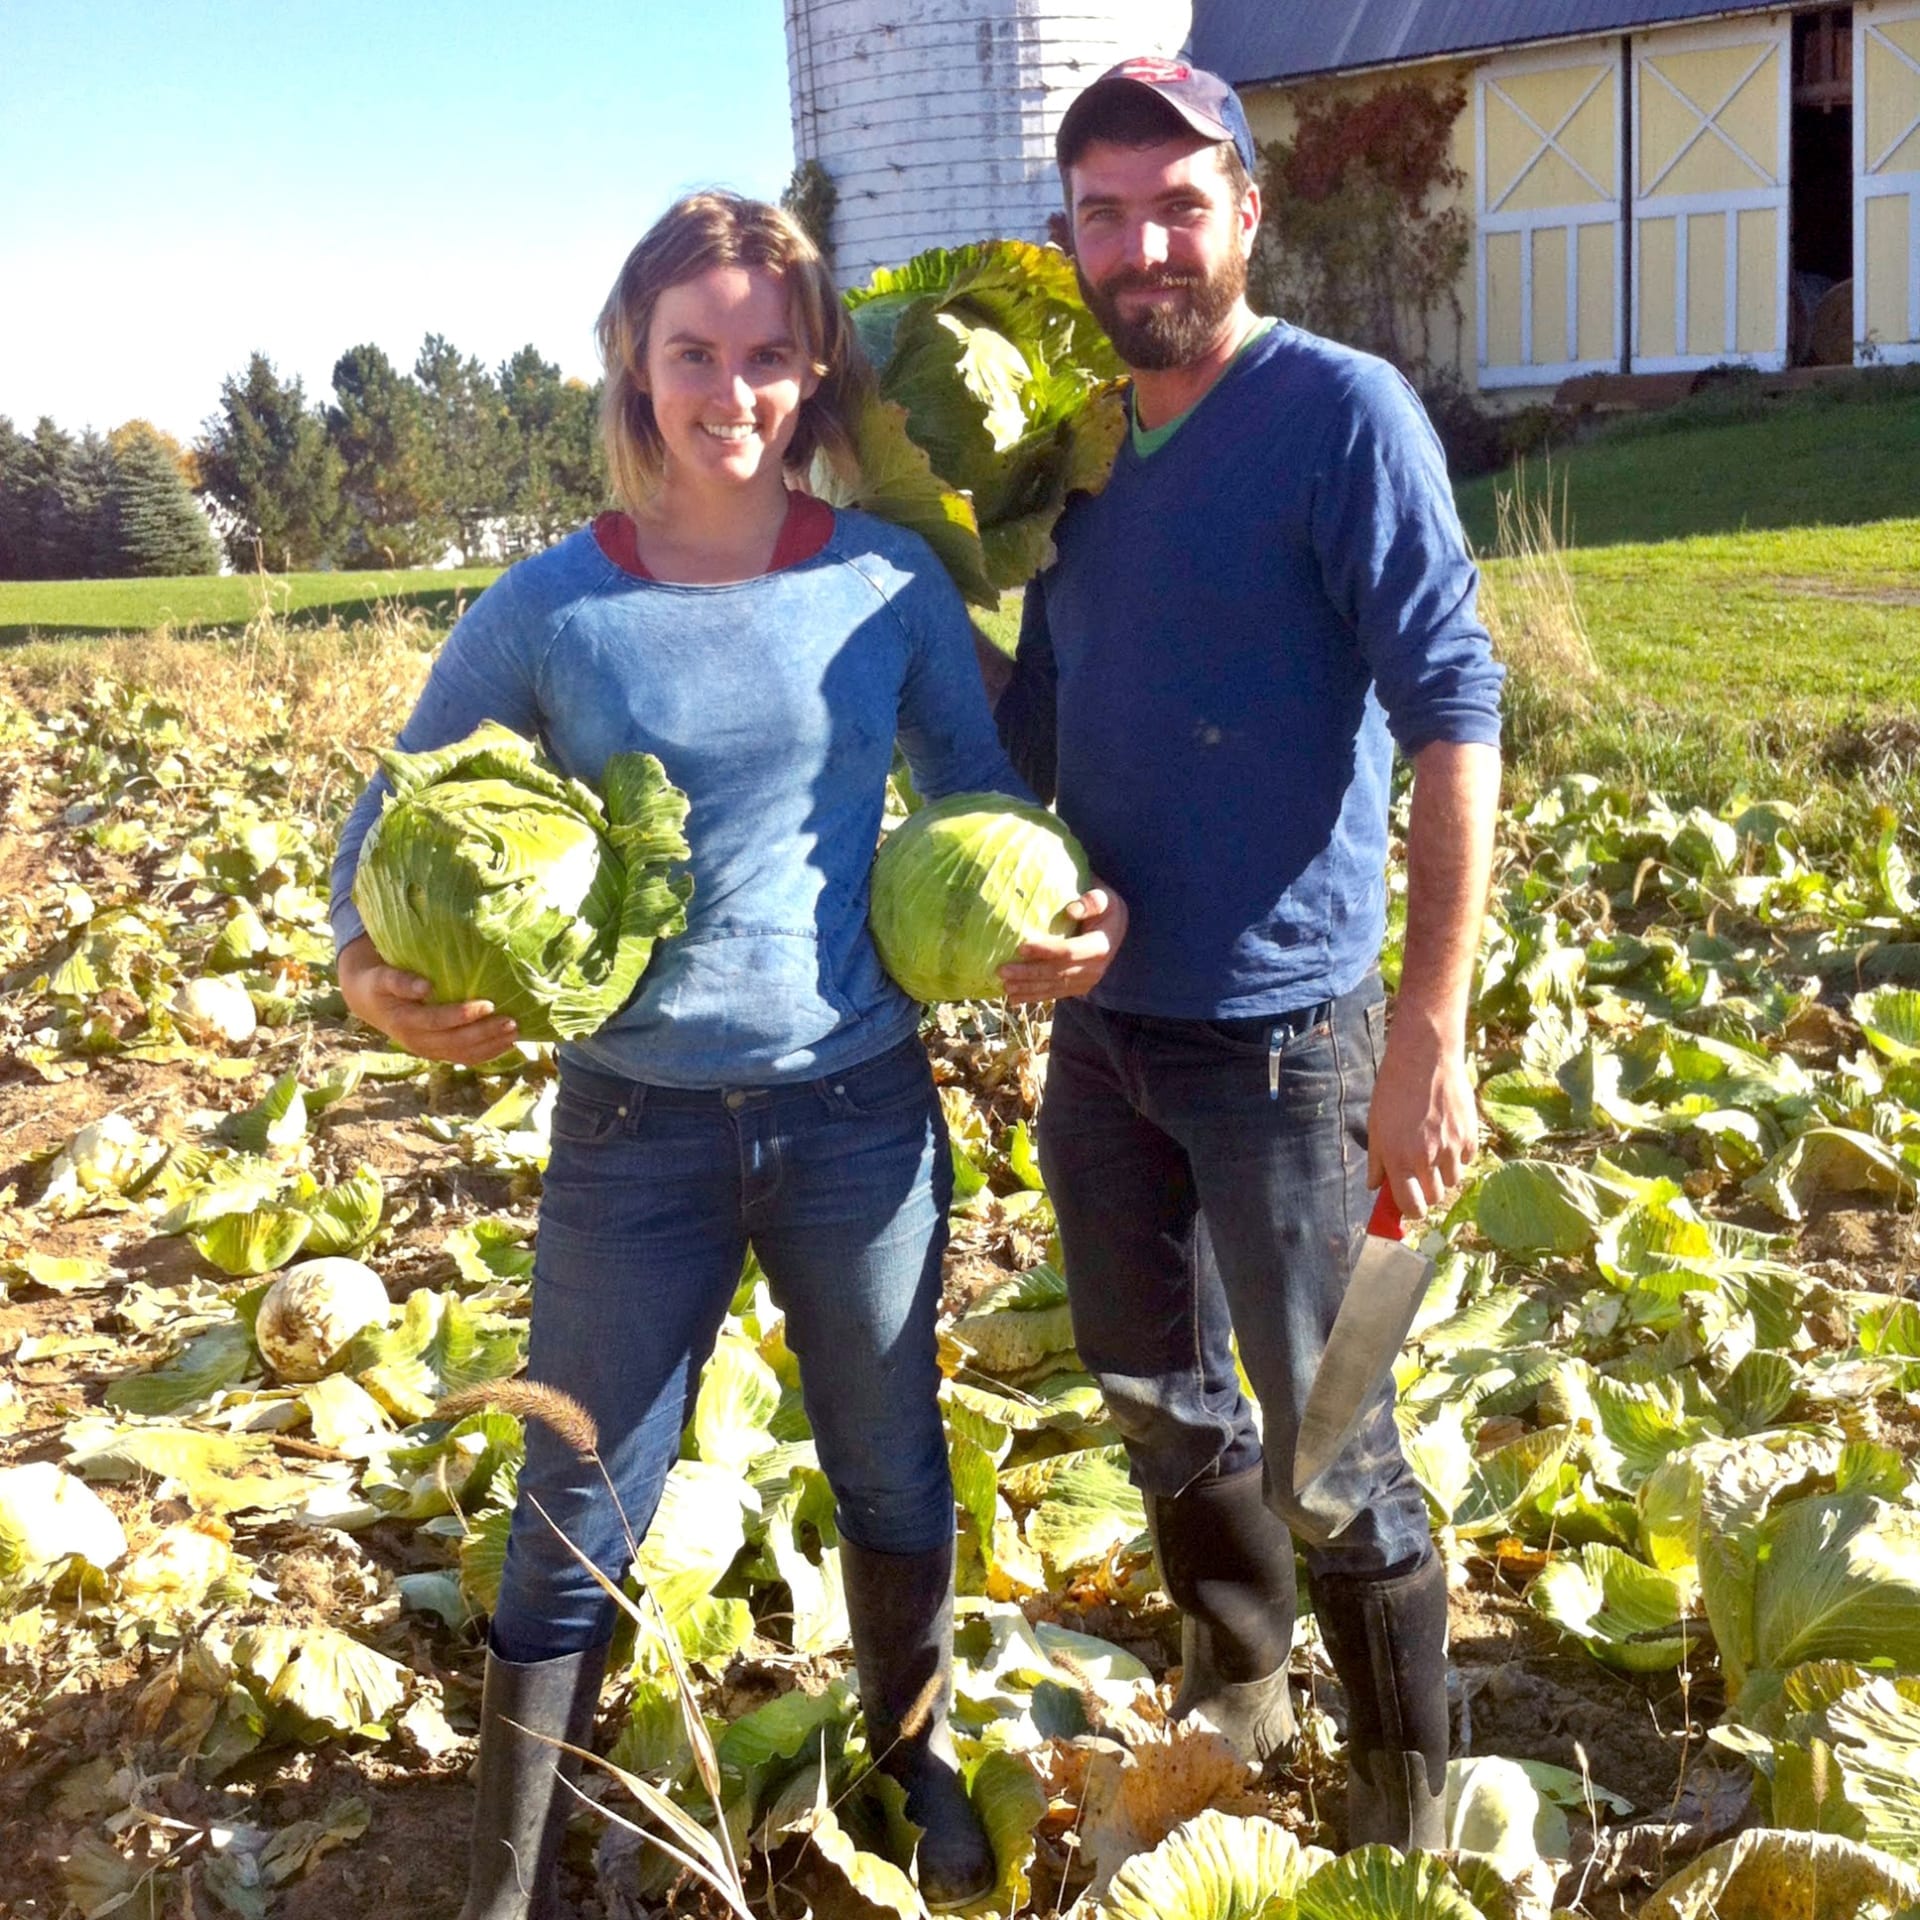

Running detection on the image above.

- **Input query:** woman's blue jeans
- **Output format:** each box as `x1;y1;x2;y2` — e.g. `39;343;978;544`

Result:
491;1036;956;1659
1037;977;1434;1580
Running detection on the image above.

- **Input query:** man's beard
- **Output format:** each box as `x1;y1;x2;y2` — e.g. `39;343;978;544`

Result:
1076;247;1248;371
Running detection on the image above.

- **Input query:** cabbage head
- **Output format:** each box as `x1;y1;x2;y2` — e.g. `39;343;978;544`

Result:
352;722;692;1043
869;792;1090;1003
815;240;1127;605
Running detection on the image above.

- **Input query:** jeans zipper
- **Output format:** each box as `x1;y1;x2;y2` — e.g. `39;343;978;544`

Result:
1268;1028;1282;1100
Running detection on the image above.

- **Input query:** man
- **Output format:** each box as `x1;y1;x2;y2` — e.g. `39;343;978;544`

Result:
994;58;1504;1851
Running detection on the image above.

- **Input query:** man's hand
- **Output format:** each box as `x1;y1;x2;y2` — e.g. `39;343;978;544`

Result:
1368;1016;1478;1219
999;884;1127;1004
336;935;520;1067
1369;738;1501;1217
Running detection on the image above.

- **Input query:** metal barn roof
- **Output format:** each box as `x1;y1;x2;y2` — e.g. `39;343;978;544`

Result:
1190;1;1791;87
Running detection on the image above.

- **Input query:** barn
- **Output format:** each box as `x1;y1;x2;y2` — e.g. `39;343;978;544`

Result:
1198;2;1920;396
782;3;1920;395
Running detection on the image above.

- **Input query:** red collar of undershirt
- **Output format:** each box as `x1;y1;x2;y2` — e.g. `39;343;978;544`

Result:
592;492;835;580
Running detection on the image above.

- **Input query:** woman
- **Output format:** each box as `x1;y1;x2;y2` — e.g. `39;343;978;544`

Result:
330;191;1123;1920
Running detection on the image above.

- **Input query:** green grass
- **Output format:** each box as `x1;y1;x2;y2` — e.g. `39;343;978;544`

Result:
1537;519;1920;715
1456;378;1920;549
1485;518;1920;845
0;566;501;644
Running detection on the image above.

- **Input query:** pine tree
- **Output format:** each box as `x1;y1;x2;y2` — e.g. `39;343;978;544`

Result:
414;334;512;562
0;417;29;579
103;425;218;575
326;343;448;567
197;354;343;571
498;346;603;555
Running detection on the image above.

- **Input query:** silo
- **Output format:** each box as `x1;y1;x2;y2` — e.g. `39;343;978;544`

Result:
786;0;1194;283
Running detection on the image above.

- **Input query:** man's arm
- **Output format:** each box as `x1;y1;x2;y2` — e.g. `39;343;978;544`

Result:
1367;739;1500;1218
989;580;1059;805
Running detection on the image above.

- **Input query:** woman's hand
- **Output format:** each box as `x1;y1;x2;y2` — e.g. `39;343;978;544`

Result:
999;883;1128;1004
336;935;520;1067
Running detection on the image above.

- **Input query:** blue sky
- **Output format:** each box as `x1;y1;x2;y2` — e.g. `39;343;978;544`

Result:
0;0;795;441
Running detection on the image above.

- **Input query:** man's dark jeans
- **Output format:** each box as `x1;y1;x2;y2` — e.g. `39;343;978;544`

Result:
1038;976;1433;1578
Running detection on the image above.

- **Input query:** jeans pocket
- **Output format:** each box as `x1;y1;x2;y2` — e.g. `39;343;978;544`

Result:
551;1078;643;1146
1192;1012;1332;1061
819;1039;933;1117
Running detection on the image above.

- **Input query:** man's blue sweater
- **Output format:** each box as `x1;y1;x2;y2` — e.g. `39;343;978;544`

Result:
1000;321;1504;1019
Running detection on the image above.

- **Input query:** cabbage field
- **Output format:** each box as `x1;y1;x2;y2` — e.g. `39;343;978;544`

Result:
4;235;1919;1920
1;645;1916;1920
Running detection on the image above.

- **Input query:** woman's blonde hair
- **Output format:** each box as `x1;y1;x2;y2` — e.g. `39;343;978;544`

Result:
596;190;867;513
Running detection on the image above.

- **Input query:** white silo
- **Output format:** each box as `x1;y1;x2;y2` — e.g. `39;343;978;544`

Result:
786;0;1194;284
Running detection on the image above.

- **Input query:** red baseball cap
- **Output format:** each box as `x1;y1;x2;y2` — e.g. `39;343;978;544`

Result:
1056;56;1258;176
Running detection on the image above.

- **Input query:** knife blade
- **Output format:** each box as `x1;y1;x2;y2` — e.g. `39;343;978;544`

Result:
1292;1187;1433;1497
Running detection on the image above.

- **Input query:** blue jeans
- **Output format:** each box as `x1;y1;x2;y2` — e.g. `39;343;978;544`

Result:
491;1036;955;1659
1037;978;1432;1579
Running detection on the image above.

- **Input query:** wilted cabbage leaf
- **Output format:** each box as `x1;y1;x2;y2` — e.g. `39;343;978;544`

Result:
1444;1755;1571;1871
353;721;692;1043
870;793;1091;1003
1702;1491;1920;1713
0;1463;127;1584
191;1203;314;1277
1851;986;1920;1066
1294;1845;1484;1920
1096;1808;1322;1920
1472;1160;1610;1255
298;1168;383;1257
231;1623;408;1740
105;1319;258;1416
1638;1827;1920;1920
1529;1544;1698;1671
1001;1445;1144;1578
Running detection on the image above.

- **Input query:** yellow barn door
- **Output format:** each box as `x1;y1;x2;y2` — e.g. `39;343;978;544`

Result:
1476;43;1623;387
1632;17;1790;372
1857;0;1920;362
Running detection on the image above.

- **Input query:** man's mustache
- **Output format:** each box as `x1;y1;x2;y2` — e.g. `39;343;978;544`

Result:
1096;270;1202;297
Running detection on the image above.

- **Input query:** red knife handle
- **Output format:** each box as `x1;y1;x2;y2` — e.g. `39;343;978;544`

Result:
1366;1186;1403;1239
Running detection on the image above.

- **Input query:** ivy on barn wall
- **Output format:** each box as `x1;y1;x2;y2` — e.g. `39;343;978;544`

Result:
1251;78;1471;383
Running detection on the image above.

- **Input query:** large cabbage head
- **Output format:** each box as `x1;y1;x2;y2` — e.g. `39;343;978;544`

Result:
352;722;692;1043
814;240;1127;606
869;792;1091;1003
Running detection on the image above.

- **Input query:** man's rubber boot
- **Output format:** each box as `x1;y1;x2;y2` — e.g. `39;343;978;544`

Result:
840;1538;997;1911
458;1638;609;1920
1308;1552;1450;1852
1143;1464;1298;1768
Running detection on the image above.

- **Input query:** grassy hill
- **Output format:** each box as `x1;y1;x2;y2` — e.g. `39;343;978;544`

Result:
0;566;500;645
1455;373;1920;550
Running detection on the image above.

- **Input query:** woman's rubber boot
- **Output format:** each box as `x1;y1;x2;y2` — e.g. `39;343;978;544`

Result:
1143;1464;1298;1768
1308;1552;1450;1852
840;1538;997;1911
458;1638;610;1920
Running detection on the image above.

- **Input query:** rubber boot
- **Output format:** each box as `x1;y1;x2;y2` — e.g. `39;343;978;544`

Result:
1143;1464;1298;1768
458;1638;609;1920
1308;1552;1450;1853
840;1538;996;1911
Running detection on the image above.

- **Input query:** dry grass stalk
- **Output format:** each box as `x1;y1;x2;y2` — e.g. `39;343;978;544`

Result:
433;1380;600;1456
1478;460;1602;731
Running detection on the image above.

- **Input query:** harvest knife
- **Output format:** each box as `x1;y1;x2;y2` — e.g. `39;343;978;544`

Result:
1292;1188;1433;1497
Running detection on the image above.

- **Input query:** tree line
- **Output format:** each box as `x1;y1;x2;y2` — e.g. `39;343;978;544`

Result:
0;338;606;580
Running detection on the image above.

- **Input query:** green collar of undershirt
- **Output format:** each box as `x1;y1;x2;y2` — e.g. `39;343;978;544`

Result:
1129;315;1278;457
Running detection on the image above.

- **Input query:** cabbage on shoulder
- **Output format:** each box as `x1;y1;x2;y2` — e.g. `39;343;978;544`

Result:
352;722;692;1043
